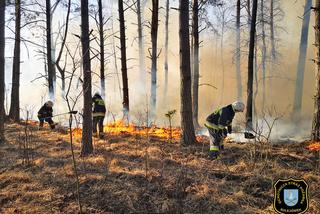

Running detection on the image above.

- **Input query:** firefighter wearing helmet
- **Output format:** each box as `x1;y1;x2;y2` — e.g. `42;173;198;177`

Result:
37;101;56;129
204;101;245;159
92;92;106;138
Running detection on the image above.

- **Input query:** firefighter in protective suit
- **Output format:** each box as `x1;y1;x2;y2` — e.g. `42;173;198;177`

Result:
205;101;245;159
38;101;55;129
92;92;106;138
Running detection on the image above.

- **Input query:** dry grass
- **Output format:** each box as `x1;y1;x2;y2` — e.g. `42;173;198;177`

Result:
0;122;319;213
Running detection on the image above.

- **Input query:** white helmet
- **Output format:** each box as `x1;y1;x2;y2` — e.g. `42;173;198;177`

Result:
232;101;245;112
46;101;54;107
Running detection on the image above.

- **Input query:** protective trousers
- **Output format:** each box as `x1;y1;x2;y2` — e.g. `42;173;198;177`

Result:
93;116;104;135
207;128;225;158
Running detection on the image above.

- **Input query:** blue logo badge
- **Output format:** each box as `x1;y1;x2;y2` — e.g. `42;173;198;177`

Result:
284;189;299;207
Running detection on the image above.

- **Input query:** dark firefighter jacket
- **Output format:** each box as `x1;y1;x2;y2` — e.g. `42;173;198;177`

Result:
38;105;53;119
92;95;106;117
205;104;235;132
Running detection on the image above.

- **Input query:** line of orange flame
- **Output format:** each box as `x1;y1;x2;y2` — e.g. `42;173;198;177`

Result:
72;120;182;140
307;142;320;151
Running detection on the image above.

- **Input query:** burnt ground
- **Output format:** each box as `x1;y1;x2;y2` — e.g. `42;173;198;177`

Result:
0;122;319;214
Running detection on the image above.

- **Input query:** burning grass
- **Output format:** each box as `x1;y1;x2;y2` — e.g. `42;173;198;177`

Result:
1;122;320;213
71;120;182;141
307;142;320;151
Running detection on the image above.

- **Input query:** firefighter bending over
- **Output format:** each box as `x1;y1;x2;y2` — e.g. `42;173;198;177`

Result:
205;101;245;159
92;92;106;138
38;101;55;129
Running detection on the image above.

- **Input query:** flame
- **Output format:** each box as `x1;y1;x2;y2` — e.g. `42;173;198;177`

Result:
72;127;83;139
69;120;182;140
104;120;181;140
307;142;320;151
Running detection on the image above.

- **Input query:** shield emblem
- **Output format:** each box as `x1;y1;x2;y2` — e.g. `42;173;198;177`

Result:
284;189;299;207
273;178;309;214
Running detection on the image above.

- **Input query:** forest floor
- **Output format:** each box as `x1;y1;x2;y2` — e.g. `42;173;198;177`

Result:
0;122;320;214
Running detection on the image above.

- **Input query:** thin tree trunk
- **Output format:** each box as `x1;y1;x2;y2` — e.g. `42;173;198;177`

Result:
80;0;93;156
137;0;146;92
236;0;242;101
118;0;129;114
164;0;169;102
270;0;276;63
9;0;21;122
98;0;105;99
247;0;251;27
111;18;122;99
312;1;320;141
253;34;258;116
150;0;159;118
219;20;225;104
179;0;197;145
0;0;5;143
192;0;200;128
246;0;258;131
293;0;312;119
261;0;266;109
55;0;71;98
46;0;55;100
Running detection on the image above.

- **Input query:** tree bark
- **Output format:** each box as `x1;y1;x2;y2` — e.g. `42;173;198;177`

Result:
150;0;159;118
179;0;197;145
270;0;276;63
236;0;243;101
81;0;93;156
137;0;146;92
246;0;258;131
118;0;129;114
0;0;5;143
312;1;320;141
164;0;169;103
98;0;105;99
46;0;55;100
261;0;266;109
192;0;200;128
293;0;312;119
9;0;21;122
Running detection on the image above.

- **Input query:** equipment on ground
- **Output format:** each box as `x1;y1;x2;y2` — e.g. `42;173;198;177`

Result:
244;132;256;139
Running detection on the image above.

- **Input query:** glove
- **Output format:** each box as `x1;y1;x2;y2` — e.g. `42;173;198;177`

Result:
223;128;228;136
227;125;232;134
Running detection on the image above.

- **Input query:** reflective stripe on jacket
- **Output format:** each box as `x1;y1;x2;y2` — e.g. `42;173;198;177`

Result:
92;94;106;117
205;104;235;130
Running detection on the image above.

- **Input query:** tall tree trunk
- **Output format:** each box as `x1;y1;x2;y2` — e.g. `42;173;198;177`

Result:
0;0;5;143
98;0;105;99
270;0;276;63
236;0;243;101
293;0;312;119
56;0;71;98
80;0;93;156
192;0;200;128
46;0;55;100
9;0;21;122
219;20;225;104
261;0;266;109
137;0;146;92
179;0;197;145
246;0;258;132
247;0;251;27
164;0;169;102
312;1;320;141
150;0;159;118
118;0;129;114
